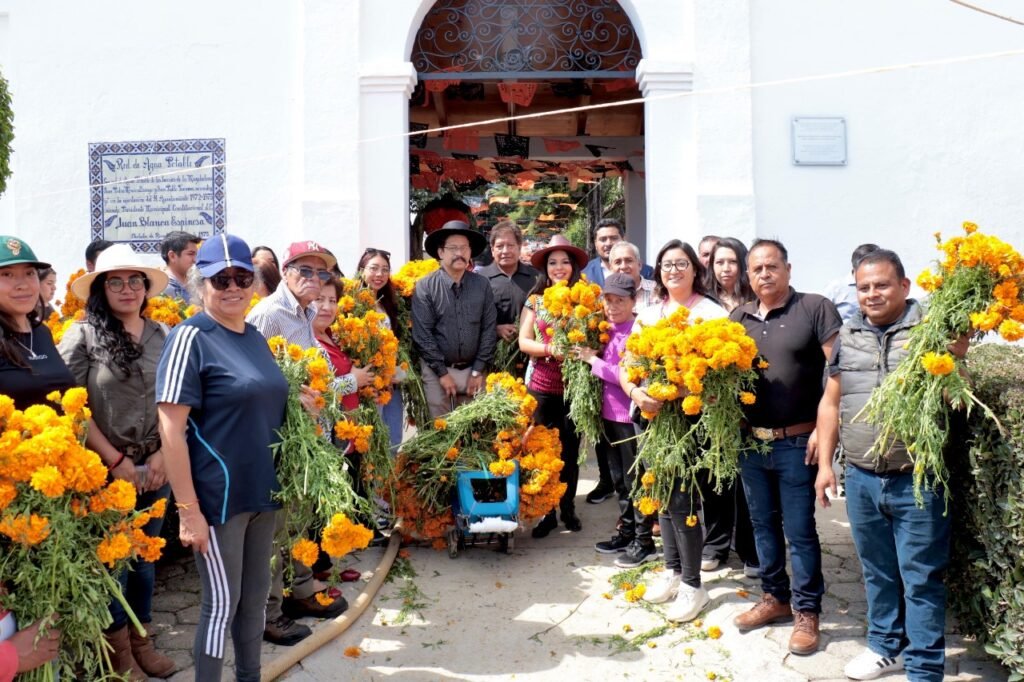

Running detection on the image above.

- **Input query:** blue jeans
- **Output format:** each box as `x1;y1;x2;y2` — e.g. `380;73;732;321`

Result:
739;437;824;613
109;484;171;629
845;465;950;682
380;392;404;452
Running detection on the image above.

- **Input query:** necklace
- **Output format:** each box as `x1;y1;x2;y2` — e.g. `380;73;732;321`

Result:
13;328;45;361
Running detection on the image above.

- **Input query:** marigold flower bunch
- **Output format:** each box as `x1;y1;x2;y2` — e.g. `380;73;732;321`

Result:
390;260;438;429
517;424;566;522
539;279;607;450
861;221;1024;502
266;337;368;587
623;308;760;506
0;389;166;681
328;279;401;498
58;268;86;318
391;258;439;298
389;373;563;544
142;295;194;327
44;309;83;345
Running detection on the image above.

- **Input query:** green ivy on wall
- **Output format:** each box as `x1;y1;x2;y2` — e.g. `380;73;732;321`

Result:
0;68;13;196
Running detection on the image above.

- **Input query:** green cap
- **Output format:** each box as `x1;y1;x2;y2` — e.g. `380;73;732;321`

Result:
0;236;50;269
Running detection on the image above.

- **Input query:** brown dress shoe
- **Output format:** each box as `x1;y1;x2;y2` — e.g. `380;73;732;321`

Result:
789;611;820;655
130;625;178;678
733;593;793;631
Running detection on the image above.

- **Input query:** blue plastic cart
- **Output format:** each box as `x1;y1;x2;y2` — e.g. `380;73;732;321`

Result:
445;461;520;557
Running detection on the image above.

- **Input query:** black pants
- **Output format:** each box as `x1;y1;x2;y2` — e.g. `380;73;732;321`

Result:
600;419;651;543
661;480;703;589
531;389;580;519
700;470;759;566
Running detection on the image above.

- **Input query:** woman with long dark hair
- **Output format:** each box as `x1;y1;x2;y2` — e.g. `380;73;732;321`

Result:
619;239;728;623
518;234;588;538
356;248;404;448
696;237;760;579
704;237;755;311
58;244;176;681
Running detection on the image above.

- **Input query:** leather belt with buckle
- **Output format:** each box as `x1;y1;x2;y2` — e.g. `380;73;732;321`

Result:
750;421;816;441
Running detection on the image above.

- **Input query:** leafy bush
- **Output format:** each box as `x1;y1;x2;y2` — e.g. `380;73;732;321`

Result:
948;343;1024;680
0;68;13;196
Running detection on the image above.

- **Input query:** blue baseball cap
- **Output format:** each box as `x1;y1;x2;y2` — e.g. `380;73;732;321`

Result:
196;233;254;277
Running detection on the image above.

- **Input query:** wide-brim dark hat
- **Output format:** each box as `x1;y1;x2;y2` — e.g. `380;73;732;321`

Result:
424;220;487;259
530;234;589;270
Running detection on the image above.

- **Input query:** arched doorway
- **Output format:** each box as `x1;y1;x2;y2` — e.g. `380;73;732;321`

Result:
406;0;647;261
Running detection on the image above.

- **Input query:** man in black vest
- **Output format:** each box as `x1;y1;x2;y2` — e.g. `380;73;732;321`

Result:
816;249;958;682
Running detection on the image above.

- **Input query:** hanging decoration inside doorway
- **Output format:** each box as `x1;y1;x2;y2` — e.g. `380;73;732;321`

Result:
497;82;538;107
494;133;530;158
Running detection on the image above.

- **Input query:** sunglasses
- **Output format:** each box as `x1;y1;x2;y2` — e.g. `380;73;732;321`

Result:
363;248;391;260
105;275;148;293
209;270;256;290
288;265;332;283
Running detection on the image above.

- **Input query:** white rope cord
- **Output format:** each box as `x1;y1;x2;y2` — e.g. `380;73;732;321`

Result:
17;47;1024;202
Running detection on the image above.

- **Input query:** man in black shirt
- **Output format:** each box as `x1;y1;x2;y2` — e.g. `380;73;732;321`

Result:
730;239;841;656
476;220;539;343
412;221;497;418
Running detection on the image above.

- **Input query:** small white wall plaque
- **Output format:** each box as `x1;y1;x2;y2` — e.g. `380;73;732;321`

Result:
792;117;847;166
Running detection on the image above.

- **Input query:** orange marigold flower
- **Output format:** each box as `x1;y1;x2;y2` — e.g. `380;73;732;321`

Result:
685;515;698;527
739;391;756;405
29;465;66;497
97;532;132;567
682;395;703;416
344;646;362;658
315;592;335;607
434;418;447;430
149;497;167;519
920;351;955;376
757;359;770;370
0;512;51;545
998;319;1024;342
707;625;722;639
291;538;320;568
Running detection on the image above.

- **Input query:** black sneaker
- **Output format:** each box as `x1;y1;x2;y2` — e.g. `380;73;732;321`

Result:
586;482;615;504
263;616;312;646
595;533;633;554
614;540;659;568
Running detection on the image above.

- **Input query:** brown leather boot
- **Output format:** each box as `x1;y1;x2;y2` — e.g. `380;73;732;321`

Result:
733;593;793;631
103;625;148;682
789;611;820;655
130;624;178;678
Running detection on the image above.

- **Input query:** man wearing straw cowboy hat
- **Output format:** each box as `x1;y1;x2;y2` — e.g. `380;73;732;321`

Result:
412;220;497;418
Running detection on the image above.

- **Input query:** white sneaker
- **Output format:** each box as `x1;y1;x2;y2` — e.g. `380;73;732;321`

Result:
666;584;709;623
643;571;681;604
843;649;904;680
700;557;721;571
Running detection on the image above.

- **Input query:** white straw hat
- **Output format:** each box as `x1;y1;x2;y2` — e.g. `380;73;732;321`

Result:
71;243;170;301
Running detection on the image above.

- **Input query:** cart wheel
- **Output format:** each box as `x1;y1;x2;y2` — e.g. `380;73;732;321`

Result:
505;532;515;554
446;529;458;559
497;534;508;553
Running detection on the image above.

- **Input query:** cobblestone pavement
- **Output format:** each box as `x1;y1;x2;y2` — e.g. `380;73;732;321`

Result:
150;468;1008;681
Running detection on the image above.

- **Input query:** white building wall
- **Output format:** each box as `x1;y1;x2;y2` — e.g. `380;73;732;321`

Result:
0;0;306;277
0;0;1022;293
749;0;1024;292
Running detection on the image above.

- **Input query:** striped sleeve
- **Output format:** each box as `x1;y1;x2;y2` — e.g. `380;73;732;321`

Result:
156;324;202;407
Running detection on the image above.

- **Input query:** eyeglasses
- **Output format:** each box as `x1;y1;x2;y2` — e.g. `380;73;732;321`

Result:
440;245;471;254
209;271;256;290
364;266;391;276
660;260;692;273
288;265;332;282
105;275;148;293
